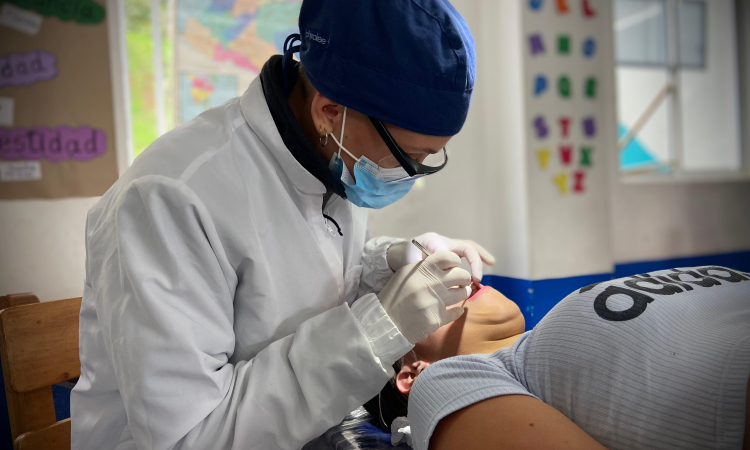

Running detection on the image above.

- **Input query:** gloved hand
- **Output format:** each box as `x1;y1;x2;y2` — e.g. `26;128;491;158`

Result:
378;250;471;344
387;232;496;282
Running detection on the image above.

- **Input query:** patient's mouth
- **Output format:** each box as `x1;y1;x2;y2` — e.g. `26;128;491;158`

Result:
465;281;489;303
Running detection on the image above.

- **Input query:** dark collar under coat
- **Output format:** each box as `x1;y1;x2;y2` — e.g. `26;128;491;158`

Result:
259;55;347;200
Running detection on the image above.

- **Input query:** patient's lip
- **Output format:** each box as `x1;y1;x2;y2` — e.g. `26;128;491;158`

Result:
465;283;488;303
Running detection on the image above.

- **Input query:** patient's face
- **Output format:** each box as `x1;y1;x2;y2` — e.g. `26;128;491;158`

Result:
409;286;525;364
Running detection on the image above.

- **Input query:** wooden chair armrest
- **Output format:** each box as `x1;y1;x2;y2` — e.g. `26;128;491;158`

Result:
14;418;71;450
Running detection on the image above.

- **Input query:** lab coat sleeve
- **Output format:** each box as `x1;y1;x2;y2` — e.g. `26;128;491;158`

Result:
350;293;414;375
358;235;406;297
101;176;398;450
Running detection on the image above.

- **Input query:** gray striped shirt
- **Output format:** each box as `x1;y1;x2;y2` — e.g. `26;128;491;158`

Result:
409;266;750;450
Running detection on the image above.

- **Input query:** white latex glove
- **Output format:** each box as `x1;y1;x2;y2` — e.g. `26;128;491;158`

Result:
378;250;471;344
387;232;496;282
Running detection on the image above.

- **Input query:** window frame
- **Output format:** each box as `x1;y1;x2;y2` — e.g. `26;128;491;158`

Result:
615;0;750;183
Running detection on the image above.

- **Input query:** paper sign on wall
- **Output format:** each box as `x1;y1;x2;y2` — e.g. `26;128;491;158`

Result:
0;0;119;200
0;126;107;161
0;3;42;36
4;0;105;24
0;51;58;88
0;97;14;126
0;160;41;182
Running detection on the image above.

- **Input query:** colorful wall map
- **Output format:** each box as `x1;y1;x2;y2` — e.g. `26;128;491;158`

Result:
175;0;302;123
179;72;236;123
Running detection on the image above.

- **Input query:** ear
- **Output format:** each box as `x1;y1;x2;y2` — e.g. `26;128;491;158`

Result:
395;361;431;395
310;92;342;137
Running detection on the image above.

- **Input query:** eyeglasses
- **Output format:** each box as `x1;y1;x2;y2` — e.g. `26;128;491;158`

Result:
368;117;448;182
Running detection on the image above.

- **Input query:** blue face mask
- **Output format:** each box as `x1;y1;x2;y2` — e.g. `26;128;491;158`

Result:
328;108;415;209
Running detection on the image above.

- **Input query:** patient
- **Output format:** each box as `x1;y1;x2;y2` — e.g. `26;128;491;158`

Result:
363;266;750;450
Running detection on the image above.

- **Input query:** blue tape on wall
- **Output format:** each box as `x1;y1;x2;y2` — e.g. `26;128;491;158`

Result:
613;250;750;278
482;250;750;330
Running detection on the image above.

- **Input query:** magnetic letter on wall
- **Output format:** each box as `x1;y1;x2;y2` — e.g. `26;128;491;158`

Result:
529;34;546;56
556;0;570;13
537;148;551;169
580;147;593;166
558;35;571;55
559;117;571;138
553;173;568;194
534;74;548;96
585;77;597;99
582;0;597;18
573;171;586;192
582;117;596;138
558;75;571;98
582;38;597;58
530;0;544;11
560;145;573;165
534;116;549;139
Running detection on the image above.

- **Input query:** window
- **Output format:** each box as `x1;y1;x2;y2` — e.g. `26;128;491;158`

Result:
614;0;743;176
123;0;300;159
124;0;174;159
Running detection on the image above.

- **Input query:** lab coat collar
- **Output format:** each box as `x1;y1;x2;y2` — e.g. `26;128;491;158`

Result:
240;56;346;198
240;77;325;196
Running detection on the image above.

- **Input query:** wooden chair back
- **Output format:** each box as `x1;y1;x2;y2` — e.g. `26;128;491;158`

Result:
0;294;82;450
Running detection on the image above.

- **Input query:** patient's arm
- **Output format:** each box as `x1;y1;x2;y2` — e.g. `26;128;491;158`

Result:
430;395;607;450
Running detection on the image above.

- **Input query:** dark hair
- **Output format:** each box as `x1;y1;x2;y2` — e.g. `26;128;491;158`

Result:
362;360;409;431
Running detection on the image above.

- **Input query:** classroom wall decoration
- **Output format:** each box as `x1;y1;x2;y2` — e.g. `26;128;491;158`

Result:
524;0;605;198
0;0;118;199
175;0;302;125
522;0;613;277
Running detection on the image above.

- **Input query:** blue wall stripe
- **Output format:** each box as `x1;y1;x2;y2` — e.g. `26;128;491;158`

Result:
482;250;750;330
613;250;750;278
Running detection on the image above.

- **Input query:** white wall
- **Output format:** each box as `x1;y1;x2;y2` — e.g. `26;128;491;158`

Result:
0;198;97;301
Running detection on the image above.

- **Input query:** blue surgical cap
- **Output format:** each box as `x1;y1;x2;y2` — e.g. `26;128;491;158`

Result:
295;0;476;137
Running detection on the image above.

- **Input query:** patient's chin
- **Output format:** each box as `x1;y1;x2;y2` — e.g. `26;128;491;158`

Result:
464;288;525;329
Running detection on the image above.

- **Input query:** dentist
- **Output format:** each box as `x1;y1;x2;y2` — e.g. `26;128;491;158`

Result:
71;1;493;449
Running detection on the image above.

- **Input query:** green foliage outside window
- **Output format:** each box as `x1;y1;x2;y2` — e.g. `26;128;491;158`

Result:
125;0;174;158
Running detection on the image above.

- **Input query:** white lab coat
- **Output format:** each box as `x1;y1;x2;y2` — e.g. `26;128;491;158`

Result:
71;77;413;450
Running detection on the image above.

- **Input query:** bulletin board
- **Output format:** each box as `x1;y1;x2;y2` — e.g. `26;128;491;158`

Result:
0;0;119;200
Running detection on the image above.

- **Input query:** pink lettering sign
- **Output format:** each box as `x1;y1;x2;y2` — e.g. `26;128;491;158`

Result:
0;126;106;161
0;51;57;88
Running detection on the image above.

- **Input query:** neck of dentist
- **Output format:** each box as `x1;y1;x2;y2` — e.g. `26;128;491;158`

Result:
286;74;351;173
